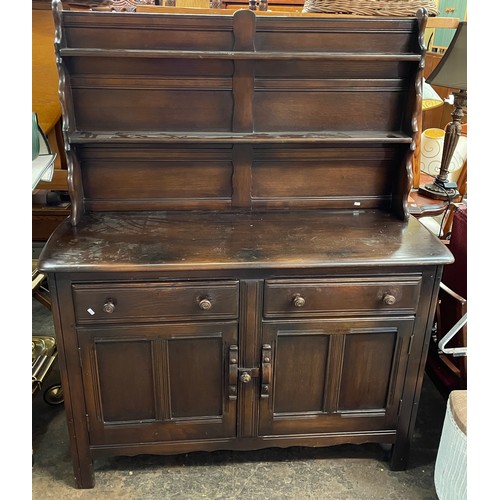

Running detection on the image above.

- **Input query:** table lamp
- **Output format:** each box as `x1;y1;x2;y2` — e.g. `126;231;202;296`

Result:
422;79;444;111
418;22;467;201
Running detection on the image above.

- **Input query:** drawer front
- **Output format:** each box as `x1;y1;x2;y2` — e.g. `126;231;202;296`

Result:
263;276;421;318
72;280;239;323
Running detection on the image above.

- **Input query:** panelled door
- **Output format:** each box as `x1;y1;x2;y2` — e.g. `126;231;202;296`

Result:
78;321;238;445
258;318;415;436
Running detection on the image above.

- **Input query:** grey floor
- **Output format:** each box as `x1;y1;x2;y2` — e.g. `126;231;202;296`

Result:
32;297;447;500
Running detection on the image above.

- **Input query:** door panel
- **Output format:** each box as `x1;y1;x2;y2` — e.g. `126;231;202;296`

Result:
338;331;396;411
259;318;414;436
94;338;155;422
78;322;237;445
169;337;223;418
274;334;329;414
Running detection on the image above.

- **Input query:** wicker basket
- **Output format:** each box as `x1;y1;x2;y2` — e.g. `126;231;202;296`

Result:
302;0;439;16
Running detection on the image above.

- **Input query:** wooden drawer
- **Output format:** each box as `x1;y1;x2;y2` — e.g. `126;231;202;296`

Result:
263;276;421;318
72;280;239;323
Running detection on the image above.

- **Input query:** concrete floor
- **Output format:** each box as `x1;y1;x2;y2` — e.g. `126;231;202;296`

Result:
32;298;447;499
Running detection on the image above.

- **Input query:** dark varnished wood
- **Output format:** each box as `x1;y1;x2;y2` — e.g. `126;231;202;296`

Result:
52;3;426;222
42;2;453;489
72;280;239;323
78;322;238;444
39;210;451;273
259;318;413;435
263;275;422;318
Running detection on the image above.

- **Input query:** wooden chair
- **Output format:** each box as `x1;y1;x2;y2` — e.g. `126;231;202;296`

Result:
438;172;466;240
425;204;467;398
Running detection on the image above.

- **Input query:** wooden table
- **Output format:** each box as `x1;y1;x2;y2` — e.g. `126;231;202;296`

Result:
408;173;450;218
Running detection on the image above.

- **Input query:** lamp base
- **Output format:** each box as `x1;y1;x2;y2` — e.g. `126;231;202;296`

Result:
418;180;459;201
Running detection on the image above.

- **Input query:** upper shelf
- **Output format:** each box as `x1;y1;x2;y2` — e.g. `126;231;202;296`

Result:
59;48;422;62
52;3;428;223
55;6;426;141
68;130;413;144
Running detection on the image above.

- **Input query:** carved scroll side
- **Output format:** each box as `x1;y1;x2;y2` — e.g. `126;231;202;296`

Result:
66;149;85;226
413;6;430;152
52;0;84;226
399;8;429;221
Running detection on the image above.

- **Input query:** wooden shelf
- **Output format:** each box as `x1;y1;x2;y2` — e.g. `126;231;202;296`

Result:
60;48;422;61
68;130;413;144
55;7;425;222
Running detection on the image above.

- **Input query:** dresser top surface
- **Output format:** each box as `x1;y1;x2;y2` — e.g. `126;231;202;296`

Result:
39;210;453;273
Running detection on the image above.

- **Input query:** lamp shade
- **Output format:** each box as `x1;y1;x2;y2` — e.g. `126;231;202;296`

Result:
422;79;444;110
426;22;467;90
420;128;467;183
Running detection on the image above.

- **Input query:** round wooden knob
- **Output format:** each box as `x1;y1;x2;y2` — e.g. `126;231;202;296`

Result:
293;294;306;308
198;298;213;310
103;299;115;314
383;294;396;305
240;372;252;383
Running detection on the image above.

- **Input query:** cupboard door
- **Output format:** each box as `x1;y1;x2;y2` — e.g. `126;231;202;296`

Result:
77;322;237;445
259;318;414;436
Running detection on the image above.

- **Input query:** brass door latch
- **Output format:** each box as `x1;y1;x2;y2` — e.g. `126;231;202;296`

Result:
228;344;272;399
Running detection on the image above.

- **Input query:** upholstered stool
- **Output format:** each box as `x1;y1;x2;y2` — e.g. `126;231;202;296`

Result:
434;390;467;499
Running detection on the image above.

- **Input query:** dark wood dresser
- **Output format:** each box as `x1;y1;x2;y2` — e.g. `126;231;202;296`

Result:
39;1;453;488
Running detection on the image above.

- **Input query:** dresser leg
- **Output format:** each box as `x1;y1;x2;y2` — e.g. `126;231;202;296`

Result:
72;459;95;489
389;438;410;471
378;442;393;462
65;414;95;488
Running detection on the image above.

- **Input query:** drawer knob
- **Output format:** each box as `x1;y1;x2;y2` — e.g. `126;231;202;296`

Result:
240;372;252;384
103;299;115;314
292;294;306;308
382;294;397;305
198;298;213;310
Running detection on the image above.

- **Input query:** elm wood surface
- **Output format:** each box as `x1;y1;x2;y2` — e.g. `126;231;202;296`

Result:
41;3;452;489
53;5;426;224
40;209;452;488
40;210;451;272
